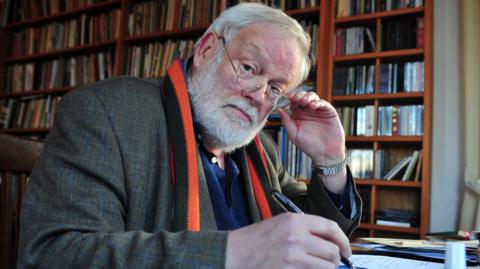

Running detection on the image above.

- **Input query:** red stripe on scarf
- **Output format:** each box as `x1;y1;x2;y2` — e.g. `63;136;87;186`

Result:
167;60;200;231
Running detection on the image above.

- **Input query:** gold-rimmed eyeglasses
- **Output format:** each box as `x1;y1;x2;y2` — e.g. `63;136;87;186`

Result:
217;35;290;109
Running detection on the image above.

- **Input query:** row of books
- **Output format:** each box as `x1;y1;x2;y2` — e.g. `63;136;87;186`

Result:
1;0;108;25
347;148;422;181
0;95;62;129
10;9;120;57
381;17;424;51
336;0;424;18
278;127;312;180
129;14;318;60
375;149;422;181
347;148;374;179
332;64;375;95
299;20;319;59
225;0;319;10
379;61;425;93
128;0;218;36
337;106;374;136
279;125;420;181
126;40;194;78
334;26;375;56
336;105;423;137
333;60;424;95
375;209;419;228
334;16;423;56
3;50;114;93
377;105;423;136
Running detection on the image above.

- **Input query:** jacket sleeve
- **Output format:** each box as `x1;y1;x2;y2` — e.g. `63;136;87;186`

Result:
258;132;362;236
18;86;228;269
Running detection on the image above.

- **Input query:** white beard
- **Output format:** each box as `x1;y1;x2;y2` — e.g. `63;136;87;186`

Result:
187;52;268;153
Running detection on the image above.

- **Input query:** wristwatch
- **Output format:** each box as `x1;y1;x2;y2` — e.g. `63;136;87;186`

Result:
312;155;347;176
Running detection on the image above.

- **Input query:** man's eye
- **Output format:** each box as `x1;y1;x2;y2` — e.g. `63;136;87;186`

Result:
239;64;254;76
269;87;282;96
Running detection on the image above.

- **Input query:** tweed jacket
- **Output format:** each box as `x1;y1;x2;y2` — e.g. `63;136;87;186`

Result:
18;76;361;268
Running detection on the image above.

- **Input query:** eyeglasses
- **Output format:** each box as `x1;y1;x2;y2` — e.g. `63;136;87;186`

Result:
217;35;290;109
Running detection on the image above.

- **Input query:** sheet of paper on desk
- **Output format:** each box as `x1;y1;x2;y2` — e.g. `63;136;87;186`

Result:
359;237;479;249
338;254;445;269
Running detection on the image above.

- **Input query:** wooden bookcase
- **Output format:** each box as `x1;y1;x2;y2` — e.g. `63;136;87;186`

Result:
0;0;432;240
320;0;432;238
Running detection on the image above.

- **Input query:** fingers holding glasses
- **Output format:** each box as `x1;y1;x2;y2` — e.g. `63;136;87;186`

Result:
284;91;339;120
288;91;326;110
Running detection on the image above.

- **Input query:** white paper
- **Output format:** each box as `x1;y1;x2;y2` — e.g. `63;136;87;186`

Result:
348;254;445;269
358;237;479;249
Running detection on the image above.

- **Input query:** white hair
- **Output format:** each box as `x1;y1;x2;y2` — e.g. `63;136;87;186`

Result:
195;3;313;84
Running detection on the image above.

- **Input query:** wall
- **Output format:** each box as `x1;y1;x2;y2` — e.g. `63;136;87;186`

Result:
430;0;464;232
459;0;480;230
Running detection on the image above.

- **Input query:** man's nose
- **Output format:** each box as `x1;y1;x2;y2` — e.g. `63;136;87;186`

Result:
242;80;268;105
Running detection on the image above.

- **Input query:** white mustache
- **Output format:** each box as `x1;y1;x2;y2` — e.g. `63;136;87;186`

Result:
226;99;258;123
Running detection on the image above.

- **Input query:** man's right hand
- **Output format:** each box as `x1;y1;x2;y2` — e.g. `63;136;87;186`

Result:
225;213;352;269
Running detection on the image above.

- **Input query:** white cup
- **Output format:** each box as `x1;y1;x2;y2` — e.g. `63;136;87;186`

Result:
445;242;466;269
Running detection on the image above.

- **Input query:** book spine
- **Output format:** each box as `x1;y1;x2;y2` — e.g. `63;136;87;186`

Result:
416;16;424;48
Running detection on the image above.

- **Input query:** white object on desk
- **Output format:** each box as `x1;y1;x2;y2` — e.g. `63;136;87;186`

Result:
445;242;467;269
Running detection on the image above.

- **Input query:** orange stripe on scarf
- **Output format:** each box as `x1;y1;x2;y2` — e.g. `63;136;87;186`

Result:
248;136;273;219
167;60;200;231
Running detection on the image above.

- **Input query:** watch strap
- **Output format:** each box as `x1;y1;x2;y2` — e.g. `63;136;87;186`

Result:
312;155;347;176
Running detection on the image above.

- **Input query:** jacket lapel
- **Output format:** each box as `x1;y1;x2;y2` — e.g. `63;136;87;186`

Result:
238;148;262;223
195;149;218;230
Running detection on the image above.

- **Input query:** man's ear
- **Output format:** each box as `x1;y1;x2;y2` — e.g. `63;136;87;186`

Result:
193;32;218;68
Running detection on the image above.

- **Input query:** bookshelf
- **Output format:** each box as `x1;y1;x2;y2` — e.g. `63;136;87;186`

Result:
322;0;432;238
0;0;432;239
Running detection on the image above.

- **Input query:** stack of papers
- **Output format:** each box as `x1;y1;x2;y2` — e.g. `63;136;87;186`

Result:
350;237;478;266
357;237;479;249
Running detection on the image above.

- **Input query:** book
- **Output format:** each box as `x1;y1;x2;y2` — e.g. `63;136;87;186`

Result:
414;150;423;181
379;64;390;93
391;105;400;136
383;156;411;180
375;219;411;228
364;27;376;52
401;150;420;181
417;16;425;48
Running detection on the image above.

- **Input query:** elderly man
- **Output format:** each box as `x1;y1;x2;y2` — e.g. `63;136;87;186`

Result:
18;3;361;269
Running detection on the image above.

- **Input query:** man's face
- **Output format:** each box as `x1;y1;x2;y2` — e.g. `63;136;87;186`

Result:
188;24;303;152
